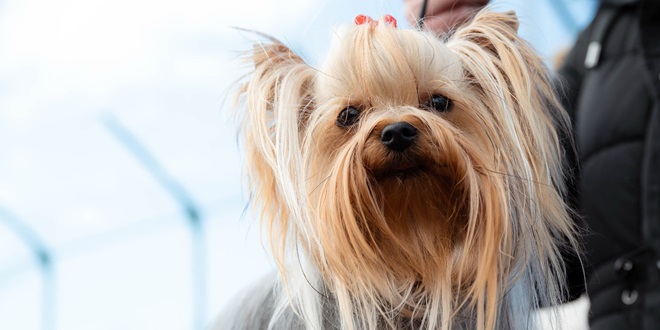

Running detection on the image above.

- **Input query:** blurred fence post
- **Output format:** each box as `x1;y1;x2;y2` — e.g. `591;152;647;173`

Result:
104;115;206;330
0;205;55;330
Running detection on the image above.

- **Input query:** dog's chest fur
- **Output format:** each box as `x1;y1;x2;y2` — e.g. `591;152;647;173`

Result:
212;274;532;330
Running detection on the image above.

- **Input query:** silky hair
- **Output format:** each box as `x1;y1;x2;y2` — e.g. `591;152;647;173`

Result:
234;9;579;330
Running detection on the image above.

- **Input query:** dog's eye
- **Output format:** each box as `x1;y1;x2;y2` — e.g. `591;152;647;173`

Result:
336;106;360;128
426;94;453;112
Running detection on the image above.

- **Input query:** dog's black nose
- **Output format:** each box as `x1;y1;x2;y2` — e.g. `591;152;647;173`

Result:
380;122;417;151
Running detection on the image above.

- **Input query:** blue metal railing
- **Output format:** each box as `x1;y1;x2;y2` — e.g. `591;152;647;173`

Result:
103;114;207;330
0;205;54;330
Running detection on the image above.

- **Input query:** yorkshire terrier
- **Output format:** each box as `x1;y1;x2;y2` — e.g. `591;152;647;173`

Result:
219;9;579;330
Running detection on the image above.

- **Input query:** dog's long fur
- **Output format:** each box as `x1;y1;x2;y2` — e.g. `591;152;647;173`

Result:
223;9;579;330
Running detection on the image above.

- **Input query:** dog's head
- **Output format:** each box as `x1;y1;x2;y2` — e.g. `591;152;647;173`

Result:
236;10;577;329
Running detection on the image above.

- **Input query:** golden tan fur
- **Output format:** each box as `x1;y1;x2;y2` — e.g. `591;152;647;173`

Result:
233;9;579;330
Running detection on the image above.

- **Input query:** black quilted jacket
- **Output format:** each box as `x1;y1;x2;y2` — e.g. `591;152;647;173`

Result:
559;0;660;328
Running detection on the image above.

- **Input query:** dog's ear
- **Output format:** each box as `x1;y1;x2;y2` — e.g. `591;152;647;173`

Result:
236;37;315;267
252;39;299;67
238;35;317;139
243;37;315;128
448;10;521;65
465;9;519;36
446;9;561;128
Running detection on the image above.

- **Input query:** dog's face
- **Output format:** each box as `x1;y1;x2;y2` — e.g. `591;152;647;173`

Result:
238;10;576;329
306;23;490;290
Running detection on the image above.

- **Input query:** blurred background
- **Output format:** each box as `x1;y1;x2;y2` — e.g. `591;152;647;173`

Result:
0;0;596;329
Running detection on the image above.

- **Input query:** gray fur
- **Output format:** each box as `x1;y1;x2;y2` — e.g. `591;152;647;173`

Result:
209;275;304;330
209;273;541;329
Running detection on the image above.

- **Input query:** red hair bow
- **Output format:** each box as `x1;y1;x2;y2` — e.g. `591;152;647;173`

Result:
354;14;397;28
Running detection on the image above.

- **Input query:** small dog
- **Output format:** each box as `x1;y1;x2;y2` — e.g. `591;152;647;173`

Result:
219;9;579;330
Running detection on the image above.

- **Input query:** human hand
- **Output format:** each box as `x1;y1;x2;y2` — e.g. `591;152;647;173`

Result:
404;0;489;33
